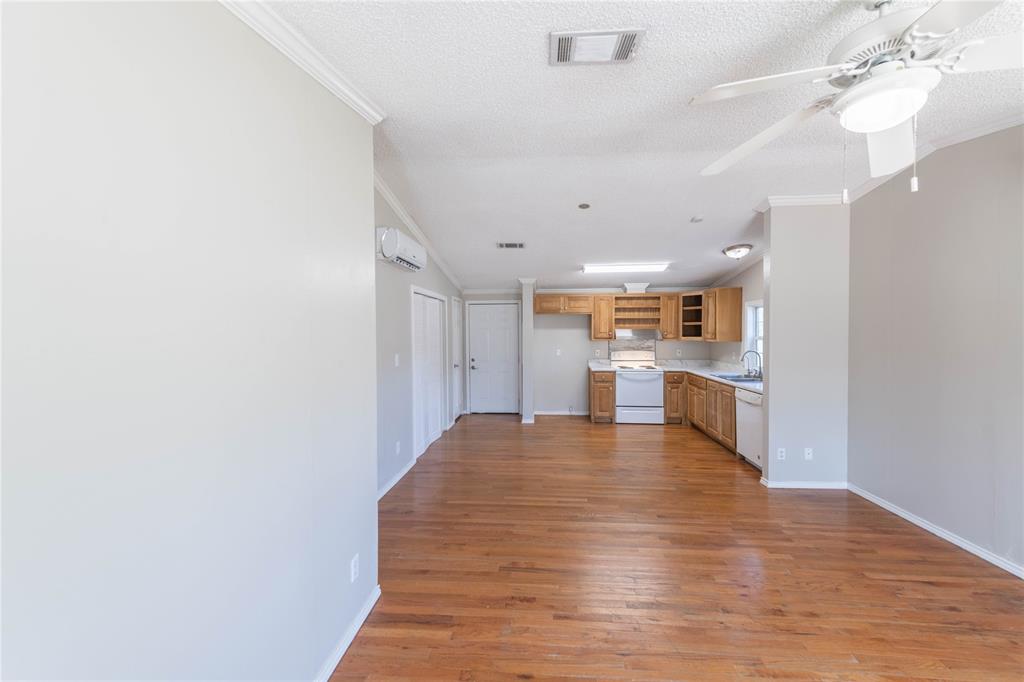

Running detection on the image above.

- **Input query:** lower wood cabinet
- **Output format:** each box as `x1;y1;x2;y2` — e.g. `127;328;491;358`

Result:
686;375;706;429
685;374;737;452
664;372;685;424
589;371;615;423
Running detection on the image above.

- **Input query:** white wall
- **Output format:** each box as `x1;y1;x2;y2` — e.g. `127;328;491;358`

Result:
375;191;461;494
849;125;1023;570
2;3;378;678
710;258;765;365
764;204;850;486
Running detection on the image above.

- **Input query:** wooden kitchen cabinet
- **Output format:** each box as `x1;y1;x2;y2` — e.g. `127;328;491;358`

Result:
659;294;680;340
702;287;742;342
686;375;706;429
697;377;737;452
664;372;685;423
591;295;615;340
563;295;593;314
534;294;593;314
534;294;563;314
589;371;615;423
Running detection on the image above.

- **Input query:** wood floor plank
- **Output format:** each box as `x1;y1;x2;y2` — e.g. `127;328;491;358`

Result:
332;415;1024;680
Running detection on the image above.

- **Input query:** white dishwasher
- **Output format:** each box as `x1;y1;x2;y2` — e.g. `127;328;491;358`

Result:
734;388;764;468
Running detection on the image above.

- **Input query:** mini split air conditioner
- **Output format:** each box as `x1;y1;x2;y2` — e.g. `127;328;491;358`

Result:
376;227;426;272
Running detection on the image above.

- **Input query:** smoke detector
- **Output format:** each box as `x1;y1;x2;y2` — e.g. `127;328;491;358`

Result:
549;30;645;65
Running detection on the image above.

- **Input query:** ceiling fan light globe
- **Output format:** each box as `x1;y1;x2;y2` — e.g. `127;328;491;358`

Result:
838;87;929;133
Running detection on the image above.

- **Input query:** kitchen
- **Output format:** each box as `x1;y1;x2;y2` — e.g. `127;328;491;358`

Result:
532;257;765;470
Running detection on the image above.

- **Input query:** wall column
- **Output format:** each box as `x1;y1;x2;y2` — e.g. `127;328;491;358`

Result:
760;197;850;488
518;278;536;424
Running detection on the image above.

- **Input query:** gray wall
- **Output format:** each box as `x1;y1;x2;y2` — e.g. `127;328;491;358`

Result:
849;125;1023;568
534;315;607;414
2;4;378;678
764;204;850;485
375;191;461;493
710;258;765;364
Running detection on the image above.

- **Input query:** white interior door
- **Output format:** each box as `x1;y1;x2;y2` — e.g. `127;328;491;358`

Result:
468;303;519;413
451;297;464;420
412;292;447;457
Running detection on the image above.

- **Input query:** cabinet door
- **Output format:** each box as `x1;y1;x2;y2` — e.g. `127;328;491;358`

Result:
706;383;721;439
711;287;743;342
563;295;593;314
591;295;615;340
719;390;736;450
659;294;680;340
534;294;563;314
664;376;684;424
688;385;706;429
702;290;718;340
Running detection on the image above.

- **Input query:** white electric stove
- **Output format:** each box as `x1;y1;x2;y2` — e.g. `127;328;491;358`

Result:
611;349;664;424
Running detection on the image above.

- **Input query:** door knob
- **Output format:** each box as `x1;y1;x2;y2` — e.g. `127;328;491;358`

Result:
454;363;460;368
471;365;477;370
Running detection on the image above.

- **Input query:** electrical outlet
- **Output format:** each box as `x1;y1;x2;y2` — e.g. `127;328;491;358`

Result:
395;441;401;455
555;348;561;356
393;353;400;367
350;554;359;583
777;448;786;461
804;447;813;461
676;348;682;357
594;349;600;357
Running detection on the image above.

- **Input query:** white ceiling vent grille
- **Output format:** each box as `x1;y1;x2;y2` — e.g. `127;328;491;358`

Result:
549;30;645;66
497;242;525;249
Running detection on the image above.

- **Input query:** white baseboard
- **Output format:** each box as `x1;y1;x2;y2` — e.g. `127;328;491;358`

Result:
521;417;535;424
534;410;590;416
377;457;415;501
847;483;1024;579
760;478;848;489
314;584;381;682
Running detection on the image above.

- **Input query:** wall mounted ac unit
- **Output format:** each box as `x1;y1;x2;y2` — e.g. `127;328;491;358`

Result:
376;227;426;272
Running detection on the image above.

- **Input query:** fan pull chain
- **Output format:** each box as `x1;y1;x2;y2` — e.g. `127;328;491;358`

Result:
841;129;849;205
910;115;920;193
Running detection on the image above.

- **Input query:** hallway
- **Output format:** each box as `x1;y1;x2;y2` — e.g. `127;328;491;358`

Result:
334;416;1024;680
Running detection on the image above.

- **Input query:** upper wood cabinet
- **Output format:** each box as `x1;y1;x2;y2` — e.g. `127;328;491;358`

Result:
702;287;742;343
659;294;680;340
591;295;614;340
563;295;594;314
534;294;594;315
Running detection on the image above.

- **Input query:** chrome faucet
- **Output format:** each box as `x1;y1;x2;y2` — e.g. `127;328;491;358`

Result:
740;350;762;378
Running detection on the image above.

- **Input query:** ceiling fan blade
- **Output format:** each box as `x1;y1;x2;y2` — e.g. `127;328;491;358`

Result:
700;98;833;176
866;119;915;178
902;1;1003;45
690;65;851;105
946;32;1024;72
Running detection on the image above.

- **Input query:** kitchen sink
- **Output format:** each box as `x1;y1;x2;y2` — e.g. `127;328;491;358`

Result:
712;373;762;382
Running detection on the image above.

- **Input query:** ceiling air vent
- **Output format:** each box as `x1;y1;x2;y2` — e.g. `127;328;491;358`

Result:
549;30;645;66
497;242;525;249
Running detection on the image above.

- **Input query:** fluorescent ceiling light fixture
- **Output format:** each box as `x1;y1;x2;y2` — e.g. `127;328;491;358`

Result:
582;262;669;274
722;244;752;260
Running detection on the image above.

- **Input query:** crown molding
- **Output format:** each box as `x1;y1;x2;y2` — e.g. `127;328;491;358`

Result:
221;1;385;125
374;172;463;291
462;289;520;296
754;194;843;213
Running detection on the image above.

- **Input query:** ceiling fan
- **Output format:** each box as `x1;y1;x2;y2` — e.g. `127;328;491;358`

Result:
692;0;1023;179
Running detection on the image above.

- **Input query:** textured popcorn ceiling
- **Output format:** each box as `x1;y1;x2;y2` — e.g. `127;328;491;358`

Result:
269;1;1023;289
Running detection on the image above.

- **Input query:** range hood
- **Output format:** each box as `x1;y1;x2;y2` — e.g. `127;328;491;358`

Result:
614;328;662;341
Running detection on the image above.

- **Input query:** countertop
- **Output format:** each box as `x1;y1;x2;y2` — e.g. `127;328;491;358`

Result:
589;359;763;394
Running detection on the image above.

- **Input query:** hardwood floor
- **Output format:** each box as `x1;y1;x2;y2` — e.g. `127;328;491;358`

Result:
333;416;1023;681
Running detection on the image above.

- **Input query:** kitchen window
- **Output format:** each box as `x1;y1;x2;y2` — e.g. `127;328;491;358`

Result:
746;302;764;356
